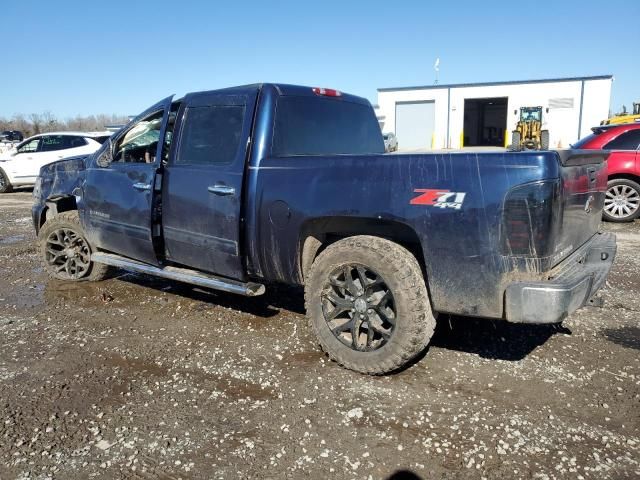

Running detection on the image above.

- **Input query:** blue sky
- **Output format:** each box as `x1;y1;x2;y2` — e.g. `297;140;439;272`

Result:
1;0;638;119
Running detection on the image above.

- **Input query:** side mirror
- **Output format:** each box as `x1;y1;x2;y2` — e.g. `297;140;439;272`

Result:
96;139;113;167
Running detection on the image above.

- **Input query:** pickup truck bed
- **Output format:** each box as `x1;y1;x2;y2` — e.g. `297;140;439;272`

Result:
32;83;616;374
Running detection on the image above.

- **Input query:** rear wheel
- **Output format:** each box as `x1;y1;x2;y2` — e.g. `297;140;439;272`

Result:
0;168;12;193
603;179;640;222
305;235;436;375
541;130;550;150
511;131;521;151
38;211;110;281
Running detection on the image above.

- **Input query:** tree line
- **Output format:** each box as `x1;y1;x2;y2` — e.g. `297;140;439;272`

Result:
0;112;130;138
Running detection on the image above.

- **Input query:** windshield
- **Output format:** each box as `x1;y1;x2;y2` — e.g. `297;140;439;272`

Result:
520;108;541;122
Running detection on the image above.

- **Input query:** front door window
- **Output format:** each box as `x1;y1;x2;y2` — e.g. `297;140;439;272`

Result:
112;110;165;164
16;138;41;154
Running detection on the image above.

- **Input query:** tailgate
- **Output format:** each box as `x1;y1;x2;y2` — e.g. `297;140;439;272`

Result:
552;150;609;266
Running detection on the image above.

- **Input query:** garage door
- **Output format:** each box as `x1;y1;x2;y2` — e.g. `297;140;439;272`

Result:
395;101;435;151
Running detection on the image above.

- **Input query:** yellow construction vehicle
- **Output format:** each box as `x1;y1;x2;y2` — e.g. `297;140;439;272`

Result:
511;106;549;151
601;102;640;125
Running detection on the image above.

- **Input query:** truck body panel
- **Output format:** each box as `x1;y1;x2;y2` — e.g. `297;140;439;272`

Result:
250;150;607;318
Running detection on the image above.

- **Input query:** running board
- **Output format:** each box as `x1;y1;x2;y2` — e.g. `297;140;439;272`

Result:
91;252;265;297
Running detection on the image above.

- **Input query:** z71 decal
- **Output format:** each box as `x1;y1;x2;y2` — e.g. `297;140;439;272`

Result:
410;189;466;210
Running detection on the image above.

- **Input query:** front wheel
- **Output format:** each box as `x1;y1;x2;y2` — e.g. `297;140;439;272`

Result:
305;236;436;374
38;211;110;281
603;178;640;222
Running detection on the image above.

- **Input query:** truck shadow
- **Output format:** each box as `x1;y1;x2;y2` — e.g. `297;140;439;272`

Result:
430;314;571;361
115;274;568;361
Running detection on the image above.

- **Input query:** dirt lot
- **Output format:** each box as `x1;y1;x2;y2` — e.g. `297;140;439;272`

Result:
0;191;638;480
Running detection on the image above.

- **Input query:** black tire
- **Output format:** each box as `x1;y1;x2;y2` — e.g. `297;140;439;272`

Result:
0;168;12;193
603;178;640;223
541;130;550;150
38;211;110;281
305;235;436;374
511;131;521;151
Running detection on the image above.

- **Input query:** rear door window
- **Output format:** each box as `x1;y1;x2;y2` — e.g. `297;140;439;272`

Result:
175;105;245;166
604;130;640;150
40;135;85;151
272;96;384;156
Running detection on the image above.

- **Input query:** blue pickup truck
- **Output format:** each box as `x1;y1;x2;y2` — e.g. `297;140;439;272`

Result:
32;83;616;374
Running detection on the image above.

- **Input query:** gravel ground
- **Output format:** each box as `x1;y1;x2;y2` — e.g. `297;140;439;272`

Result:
0;190;638;480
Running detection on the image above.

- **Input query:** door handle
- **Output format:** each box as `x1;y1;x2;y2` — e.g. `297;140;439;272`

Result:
133;182;152;191
208;184;235;196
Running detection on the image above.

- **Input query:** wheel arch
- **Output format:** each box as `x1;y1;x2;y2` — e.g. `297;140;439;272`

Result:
298;216;432;290
39;195;78;230
607;172;640;184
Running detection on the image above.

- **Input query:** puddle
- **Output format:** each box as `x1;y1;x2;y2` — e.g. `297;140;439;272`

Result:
44;280;104;303
0;234;26;245
603;326;640;351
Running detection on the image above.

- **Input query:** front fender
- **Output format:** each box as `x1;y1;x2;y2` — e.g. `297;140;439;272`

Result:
32;155;89;234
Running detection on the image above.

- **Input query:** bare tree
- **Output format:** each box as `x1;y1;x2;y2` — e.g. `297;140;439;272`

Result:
0;112;129;137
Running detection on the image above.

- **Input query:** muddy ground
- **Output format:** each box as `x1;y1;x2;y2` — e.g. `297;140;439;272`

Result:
0;190;638;480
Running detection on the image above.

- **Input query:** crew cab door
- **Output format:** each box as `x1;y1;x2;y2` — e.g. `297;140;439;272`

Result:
162;91;256;280
83;96;173;265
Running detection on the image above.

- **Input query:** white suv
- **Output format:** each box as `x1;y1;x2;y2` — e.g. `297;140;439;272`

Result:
0;132;111;193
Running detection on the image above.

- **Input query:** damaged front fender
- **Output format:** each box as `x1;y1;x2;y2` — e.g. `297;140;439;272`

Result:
32;154;90;234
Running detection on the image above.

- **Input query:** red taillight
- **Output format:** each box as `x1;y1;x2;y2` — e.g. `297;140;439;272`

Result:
312;87;342;97
501;180;560;257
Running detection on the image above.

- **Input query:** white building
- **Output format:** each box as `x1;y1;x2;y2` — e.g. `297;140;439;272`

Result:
375;75;612;150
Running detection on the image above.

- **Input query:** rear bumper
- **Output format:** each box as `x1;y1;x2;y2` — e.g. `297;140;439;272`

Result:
505;232;616;324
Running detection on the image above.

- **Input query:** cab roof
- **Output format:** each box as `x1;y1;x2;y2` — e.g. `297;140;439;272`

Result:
184;83;372;107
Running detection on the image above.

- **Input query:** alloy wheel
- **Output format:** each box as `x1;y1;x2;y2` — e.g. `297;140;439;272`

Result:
44;228;91;280
321;264;396;351
604;184;640;219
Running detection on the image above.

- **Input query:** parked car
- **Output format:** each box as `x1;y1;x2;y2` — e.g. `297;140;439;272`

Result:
0;131;112;193
383;132;398;152
572;124;640;222
0;130;24;142
32;83;616;375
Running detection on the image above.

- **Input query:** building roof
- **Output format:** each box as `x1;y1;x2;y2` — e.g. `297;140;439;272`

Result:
377;75;614;92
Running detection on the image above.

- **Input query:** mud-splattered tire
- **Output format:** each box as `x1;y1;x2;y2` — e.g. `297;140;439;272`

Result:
38;211;110;282
305;235;436;375
0;168;12;193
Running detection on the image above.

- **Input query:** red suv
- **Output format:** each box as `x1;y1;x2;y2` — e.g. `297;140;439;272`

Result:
573;124;640;222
